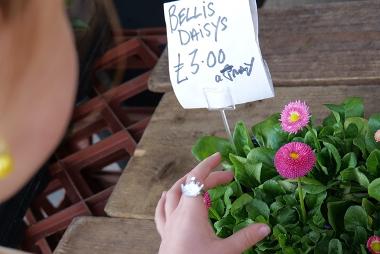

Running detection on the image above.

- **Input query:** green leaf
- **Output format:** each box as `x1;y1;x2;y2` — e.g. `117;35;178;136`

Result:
344;117;368;135
316;147;330;175
233;218;254;233
229;181;243;197
210;199;225;220
208;185;228;201
192;136;235;163
362;198;376;216
315;235;332;254
328;239;343;254
233;121;254;156
252;113;288;150
247;147;275;167
325;104;343;123
305;191;327;210
273;224;288;249
223;186;234;217
324;97;363;124
275;207;298;225
366;150;380;176
369;114;380;133
319;126;335;138
230;154;258;188
340;167;369;189
345;123;359;138
344;205;368;232
279;180;297;192
343;97;364;118
359;244;368;254
282;194;297;207
263;179;286;197
327;201;351;232
246;199;270;221
323;114;338;127
323;142;342;173
365;114;380;152
292;136;304;143
341;152;357;169
354;136;368;159
247;148;277;182
304;129;320;150
245;162;262;184
300;177;326;194
353;226;368;247
270;201;285;214
368;178;380;201
231;193;253;219
312;208;326;227
214;214;235;237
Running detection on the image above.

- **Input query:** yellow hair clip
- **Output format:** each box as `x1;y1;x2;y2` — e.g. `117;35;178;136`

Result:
0;140;13;179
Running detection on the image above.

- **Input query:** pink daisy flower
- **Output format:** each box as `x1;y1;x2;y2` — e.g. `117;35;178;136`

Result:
274;142;316;179
203;191;211;209
280;100;310;134
375;130;380;143
368;235;380;254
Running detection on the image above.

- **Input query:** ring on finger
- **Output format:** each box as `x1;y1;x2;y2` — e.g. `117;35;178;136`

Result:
181;176;205;197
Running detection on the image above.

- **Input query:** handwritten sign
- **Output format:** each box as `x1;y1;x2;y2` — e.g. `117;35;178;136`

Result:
164;0;274;109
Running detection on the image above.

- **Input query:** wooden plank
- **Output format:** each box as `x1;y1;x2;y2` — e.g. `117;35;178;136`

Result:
148;0;380;93
148;47;169;93
0;247;30;254
54;217;159;254
106;85;380;219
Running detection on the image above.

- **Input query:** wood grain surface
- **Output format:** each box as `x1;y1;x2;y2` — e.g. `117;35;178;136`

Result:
106;86;380;219
54;217;160;254
148;0;380;92
0;247;30;254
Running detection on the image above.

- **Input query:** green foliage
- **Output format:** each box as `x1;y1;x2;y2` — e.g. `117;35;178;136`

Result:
192;97;380;253
251;113;288;150
369;178;380;201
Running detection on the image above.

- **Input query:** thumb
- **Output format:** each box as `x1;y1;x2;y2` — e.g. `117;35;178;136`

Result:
220;223;271;253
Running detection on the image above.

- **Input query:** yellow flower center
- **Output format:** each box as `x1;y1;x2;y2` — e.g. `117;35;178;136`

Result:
371;241;380;252
0;152;13;179
289;112;300;123
290;152;299;160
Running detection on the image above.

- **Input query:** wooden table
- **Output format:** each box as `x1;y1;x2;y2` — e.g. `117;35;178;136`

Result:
54;217;160;254
0;247;30;254
148;0;380;93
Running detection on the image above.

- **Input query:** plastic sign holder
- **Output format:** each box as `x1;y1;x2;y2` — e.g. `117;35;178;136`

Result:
203;86;235;143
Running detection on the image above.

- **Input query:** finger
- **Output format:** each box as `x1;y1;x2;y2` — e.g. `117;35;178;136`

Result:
218;223;271;253
154;191;167;237
188;152;221;182
165;175;187;215
204;171;234;190
180;153;222;209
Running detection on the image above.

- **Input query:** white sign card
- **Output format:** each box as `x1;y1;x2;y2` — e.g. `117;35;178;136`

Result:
163;0;274;109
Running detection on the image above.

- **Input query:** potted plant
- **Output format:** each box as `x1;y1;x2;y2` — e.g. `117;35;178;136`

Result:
193;97;380;254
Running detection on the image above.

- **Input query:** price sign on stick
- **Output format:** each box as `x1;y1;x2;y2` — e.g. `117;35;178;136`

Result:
163;0;274;109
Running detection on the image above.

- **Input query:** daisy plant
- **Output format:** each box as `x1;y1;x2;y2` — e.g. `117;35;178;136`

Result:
192;97;380;254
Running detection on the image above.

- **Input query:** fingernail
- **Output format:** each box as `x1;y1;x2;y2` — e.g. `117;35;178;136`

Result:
258;225;271;237
210;152;221;158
